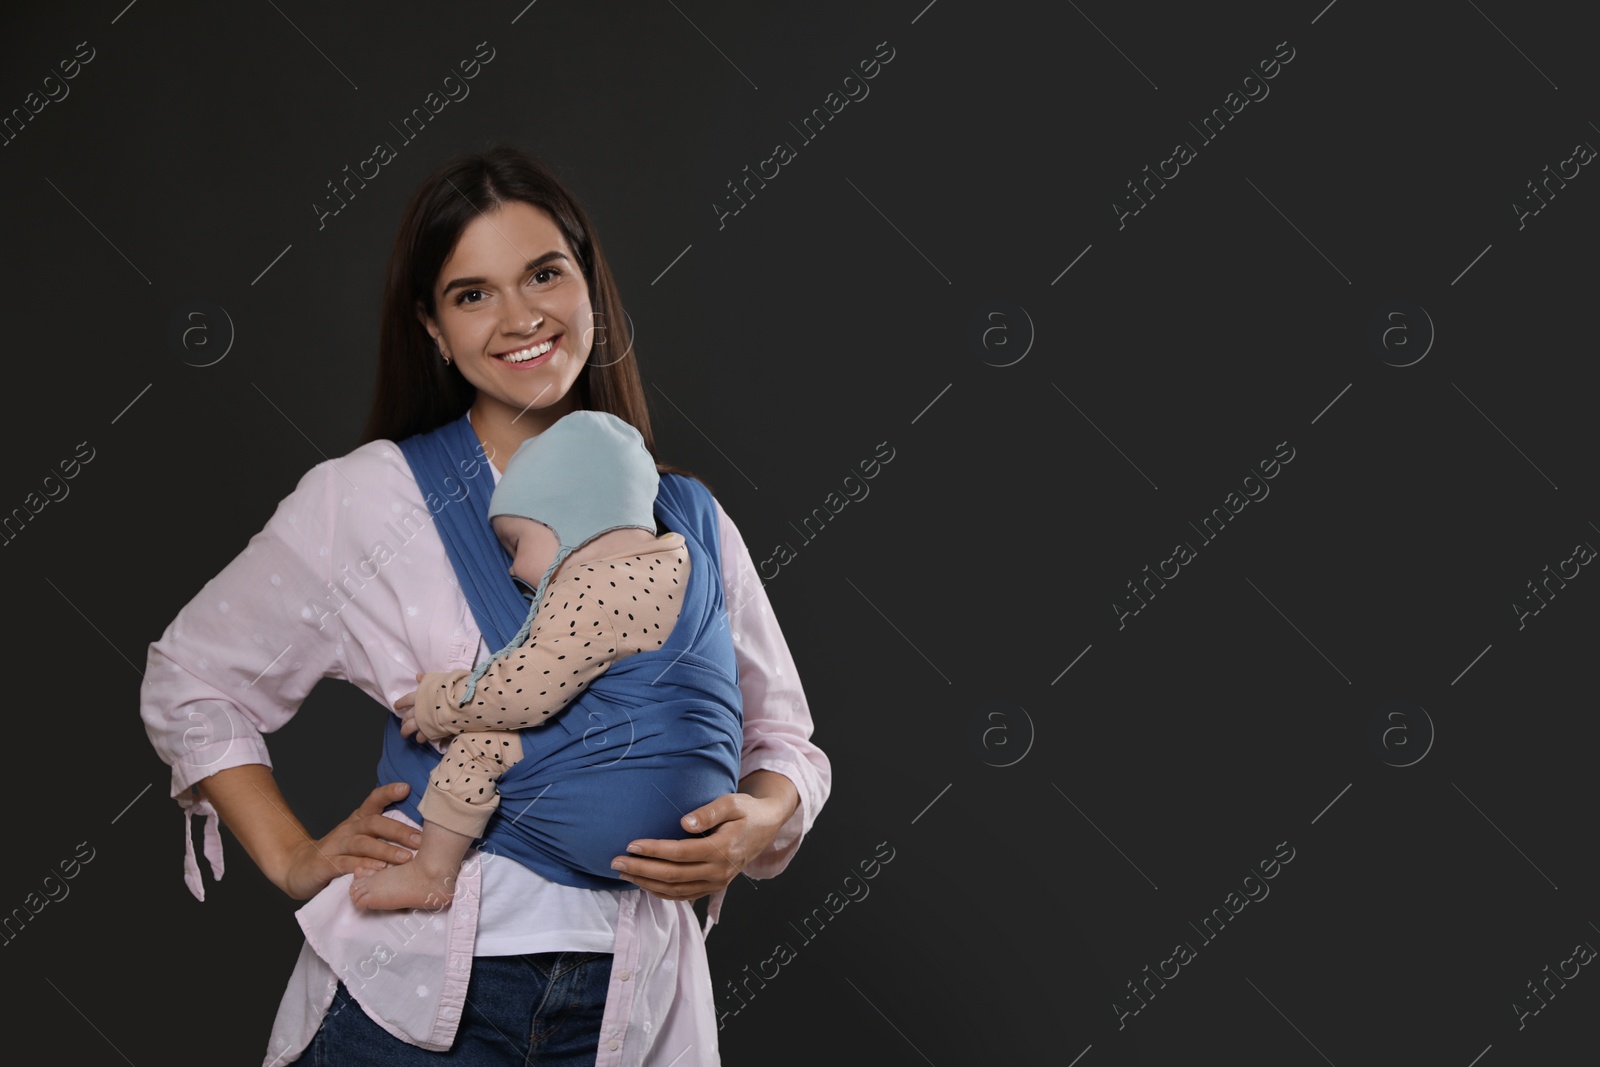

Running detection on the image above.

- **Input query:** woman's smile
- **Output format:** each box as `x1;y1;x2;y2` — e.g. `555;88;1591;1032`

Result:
496;335;560;365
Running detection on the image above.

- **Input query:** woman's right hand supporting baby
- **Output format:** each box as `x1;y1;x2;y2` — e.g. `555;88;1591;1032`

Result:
196;765;423;900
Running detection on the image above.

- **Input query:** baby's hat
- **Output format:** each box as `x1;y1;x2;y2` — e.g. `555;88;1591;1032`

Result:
487;410;659;550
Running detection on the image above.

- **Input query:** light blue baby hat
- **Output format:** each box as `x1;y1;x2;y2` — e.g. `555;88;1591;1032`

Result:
459;410;660;703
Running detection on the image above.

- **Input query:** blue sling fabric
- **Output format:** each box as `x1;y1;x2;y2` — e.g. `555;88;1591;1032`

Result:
388;414;743;889
395;415;529;649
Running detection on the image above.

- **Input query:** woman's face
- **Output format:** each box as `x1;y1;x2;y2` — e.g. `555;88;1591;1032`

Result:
421;200;594;438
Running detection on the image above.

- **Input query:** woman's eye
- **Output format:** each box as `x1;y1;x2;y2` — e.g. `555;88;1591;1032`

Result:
454;267;559;305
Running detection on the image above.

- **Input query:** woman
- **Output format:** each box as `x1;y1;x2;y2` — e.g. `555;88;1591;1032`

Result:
139;145;830;1065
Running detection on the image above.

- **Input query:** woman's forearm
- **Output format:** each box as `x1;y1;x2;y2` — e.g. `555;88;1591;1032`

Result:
738;768;800;827
197;769;423;900
194;764;311;895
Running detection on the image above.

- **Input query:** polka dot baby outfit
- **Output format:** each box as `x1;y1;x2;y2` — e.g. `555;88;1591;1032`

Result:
413;533;688;838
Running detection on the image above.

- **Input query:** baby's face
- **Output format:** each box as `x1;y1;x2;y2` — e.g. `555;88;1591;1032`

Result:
493;515;559;591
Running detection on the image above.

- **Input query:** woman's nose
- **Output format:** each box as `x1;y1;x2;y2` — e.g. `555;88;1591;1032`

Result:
504;296;545;335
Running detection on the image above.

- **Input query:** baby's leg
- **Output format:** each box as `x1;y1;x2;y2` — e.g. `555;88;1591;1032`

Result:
349;731;523;911
349;819;473;911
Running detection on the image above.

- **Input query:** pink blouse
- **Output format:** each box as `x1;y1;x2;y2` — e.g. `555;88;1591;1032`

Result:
139;439;830;1066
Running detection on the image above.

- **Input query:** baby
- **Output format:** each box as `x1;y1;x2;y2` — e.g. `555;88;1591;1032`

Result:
350;410;687;911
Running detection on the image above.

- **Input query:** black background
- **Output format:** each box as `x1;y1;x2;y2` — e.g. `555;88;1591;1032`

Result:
2;2;1595;1064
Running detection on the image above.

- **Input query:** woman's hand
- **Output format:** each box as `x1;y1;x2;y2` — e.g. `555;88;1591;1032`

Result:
195;766;425;901
610;771;799;901
279;782;424;900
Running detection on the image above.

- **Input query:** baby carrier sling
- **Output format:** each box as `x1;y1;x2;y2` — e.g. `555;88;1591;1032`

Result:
385;413;742;888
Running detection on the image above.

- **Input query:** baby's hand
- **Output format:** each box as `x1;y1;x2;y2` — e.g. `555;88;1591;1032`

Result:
394;671;432;743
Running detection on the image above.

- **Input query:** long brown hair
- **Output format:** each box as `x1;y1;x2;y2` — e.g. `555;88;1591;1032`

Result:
360;144;672;472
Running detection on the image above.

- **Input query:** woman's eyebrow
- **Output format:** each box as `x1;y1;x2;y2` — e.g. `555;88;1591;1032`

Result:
441;251;569;296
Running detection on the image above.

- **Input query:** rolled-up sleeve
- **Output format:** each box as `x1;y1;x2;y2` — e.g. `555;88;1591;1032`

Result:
139;460;348;895
715;501;830;879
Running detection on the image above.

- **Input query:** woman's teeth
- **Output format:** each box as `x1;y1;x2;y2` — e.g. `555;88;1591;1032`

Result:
502;338;555;363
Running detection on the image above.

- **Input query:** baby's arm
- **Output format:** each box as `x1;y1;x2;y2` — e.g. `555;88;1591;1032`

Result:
454;604;620;729
407;602;620;740
404;669;474;742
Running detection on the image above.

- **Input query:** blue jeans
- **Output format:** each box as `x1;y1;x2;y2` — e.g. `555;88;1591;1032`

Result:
302;951;613;1065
